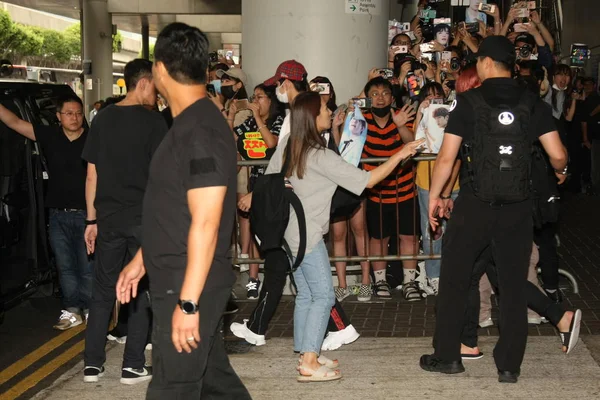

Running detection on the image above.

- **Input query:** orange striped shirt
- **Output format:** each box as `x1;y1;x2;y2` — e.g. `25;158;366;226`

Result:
361;111;415;204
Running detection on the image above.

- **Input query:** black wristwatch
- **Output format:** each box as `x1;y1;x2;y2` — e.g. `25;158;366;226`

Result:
85;219;97;225
178;299;199;314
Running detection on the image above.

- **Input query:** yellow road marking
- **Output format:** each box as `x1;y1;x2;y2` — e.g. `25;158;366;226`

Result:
0;325;85;386
0;339;85;400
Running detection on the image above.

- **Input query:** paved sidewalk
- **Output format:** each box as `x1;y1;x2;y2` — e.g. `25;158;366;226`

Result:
33;336;600;400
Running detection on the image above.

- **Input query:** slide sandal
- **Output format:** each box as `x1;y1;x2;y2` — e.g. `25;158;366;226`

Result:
560;309;582;355
297;365;342;383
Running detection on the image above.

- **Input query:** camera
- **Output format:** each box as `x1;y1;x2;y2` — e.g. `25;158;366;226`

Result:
207;84;216;97
445;80;456;91
379;68;394;80
208;52;218;63
517;44;533;59
478;3;496;13
464;22;479;33
450;57;461;72
391;45;409;55
352;98;372;109
312;83;331;95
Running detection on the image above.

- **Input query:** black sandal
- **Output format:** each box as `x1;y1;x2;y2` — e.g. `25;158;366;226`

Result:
559;309;582;355
461;351;484;360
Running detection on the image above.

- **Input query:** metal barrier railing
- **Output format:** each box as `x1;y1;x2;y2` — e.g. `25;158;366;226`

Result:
233;154;579;294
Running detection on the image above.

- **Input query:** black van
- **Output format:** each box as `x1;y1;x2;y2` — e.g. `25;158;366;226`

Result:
0;81;84;322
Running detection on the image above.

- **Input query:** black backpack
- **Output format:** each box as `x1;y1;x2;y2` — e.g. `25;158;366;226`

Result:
250;156;307;271
461;89;538;204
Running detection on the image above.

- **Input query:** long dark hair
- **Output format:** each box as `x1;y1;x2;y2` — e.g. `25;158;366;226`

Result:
254;83;285;129
551;64;572;115
283;91;326;179
310;76;337;112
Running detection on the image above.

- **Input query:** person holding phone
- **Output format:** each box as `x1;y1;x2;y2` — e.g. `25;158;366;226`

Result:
234;84;285;299
466;0;488;24
210;68;254;270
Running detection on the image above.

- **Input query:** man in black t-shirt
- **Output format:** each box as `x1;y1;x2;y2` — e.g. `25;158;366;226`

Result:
116;23;250;399
81;59;167;385
419;36;568;383
0;95;92;331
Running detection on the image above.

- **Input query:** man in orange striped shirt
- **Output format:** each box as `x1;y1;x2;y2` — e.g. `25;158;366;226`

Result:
361;77;421;301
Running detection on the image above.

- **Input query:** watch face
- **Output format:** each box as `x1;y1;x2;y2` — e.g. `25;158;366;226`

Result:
182;301;196;314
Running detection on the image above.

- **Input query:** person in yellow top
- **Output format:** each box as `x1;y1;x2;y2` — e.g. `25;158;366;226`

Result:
414;82;460;296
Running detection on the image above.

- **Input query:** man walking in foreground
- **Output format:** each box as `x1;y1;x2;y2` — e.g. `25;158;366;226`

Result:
117;23;251;399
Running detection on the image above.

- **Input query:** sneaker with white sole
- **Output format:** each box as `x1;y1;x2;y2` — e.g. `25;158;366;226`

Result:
421;277;440;296
53;310;83;331
230;319;266;346
83;366;105;383
479;318;494;328
334;286;350;302
357;284;372;302
246;278;260;300
107;333;127;344
121;366;152;385
321;324;360;351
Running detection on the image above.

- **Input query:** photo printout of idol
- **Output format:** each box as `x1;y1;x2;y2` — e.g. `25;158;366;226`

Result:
415;104;450;154
339;107;368;167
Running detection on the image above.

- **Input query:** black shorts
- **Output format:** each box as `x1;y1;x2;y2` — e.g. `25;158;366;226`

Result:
366;199;419;239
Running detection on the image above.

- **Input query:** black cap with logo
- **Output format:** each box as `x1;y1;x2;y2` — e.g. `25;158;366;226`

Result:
474;36;517;67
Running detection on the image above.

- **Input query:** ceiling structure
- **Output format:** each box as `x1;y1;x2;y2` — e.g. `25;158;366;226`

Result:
2;0;241;36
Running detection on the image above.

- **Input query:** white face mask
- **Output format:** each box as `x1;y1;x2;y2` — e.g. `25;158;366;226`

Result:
276;84;289;103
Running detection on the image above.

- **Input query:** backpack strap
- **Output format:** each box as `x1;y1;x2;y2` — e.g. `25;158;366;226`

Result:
283;190;307;271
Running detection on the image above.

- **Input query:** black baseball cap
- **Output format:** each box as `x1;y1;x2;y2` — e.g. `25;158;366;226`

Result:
515;33;536;46
474;36;517;66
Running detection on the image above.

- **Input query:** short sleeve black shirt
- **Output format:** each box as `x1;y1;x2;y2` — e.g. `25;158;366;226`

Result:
445;78;557;195
142;98;237;294
82;105;167;230
34;125;88;209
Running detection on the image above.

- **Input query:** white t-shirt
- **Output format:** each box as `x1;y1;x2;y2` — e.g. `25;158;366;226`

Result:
278;110;291;142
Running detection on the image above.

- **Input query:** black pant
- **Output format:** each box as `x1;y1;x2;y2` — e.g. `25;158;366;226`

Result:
84;226;151;370
248;248;351;336
147;287;251;399
433;194;532;372
460;247;566;349
534;222;560;290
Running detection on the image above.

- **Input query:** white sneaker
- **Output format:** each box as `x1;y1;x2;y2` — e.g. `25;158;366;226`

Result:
422;277;439;296
528;314;549;325
53;310;83;331
230;319;266;346
321;324;360;351
479;318;494;328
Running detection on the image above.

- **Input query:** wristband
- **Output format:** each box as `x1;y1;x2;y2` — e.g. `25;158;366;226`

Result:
257;124;267;131
440;195;452;200
85;219;97;225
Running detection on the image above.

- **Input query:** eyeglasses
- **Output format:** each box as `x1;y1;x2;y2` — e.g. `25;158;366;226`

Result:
60;112;83;118
369;91;392;99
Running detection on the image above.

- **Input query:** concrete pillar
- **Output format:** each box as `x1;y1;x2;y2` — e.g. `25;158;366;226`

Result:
141;16;150;60
242;0;390;102
82;0;113;114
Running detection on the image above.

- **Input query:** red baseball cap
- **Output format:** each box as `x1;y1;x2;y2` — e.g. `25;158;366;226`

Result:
264;60;307;86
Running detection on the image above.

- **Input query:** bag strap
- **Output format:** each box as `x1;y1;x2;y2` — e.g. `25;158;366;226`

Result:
283;189;307;271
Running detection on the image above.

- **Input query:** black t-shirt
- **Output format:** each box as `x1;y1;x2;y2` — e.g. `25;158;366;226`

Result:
445;78;556;195
34;125;88;209
142;98;237;294
82;105;167;230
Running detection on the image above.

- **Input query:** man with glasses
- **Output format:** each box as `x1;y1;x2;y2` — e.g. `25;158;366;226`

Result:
0;95;92;330
81;59;167;385
360;77;419;301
